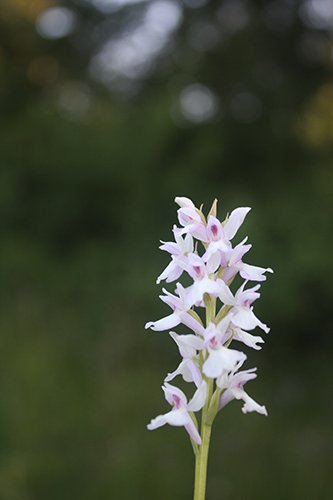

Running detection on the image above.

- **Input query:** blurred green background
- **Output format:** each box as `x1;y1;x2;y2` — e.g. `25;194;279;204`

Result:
0;0;332;498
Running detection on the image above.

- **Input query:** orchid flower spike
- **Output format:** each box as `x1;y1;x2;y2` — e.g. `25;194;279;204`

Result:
146;196;272;499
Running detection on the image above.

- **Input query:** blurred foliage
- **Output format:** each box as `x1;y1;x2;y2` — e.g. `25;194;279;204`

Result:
0;0;333;499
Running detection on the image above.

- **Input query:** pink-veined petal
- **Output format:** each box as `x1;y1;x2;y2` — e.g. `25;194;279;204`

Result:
206;215;224;241
234;281;261;305
217;365;262;412
229;368;257;389
229;238;252;265
163;383;188;406
177;207;202;226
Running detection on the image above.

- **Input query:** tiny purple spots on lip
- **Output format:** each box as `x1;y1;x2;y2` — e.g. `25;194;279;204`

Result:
210;337;218;347
193;266;201;277
173;395;181;408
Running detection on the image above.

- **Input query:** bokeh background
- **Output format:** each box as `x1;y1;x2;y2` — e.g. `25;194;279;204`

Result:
0;0;332;499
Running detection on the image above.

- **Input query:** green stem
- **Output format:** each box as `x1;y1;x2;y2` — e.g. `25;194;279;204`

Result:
193;418;212;500
193;371;214;500
193;292;216;500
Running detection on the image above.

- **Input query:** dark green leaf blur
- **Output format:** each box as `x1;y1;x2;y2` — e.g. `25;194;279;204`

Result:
0;0;332;499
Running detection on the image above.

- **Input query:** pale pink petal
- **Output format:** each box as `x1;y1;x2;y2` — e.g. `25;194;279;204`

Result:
145;313;181;331
186;279;222;307
221;266;238;284
170;332;204;353
229;368;257;389
216;313;234;336
232;327;264;350
187;360;203;387
232;306;270;333
239;263;274;282
218;388;235;410
205;251;221;274
147;414;168;430
159;241;179;254
203;346;246;378
223;207;251;240
184;418;202;445
164;360;191;383
217;365;262;412
165;359;202;387
156;259;183;284
229;238;251;264
177;207;202;226
218;281;236;306
175;197;195;208
180;312;206;336
187;381;207;412
234;281;261;305
164;408;191;426
232;387;268;416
